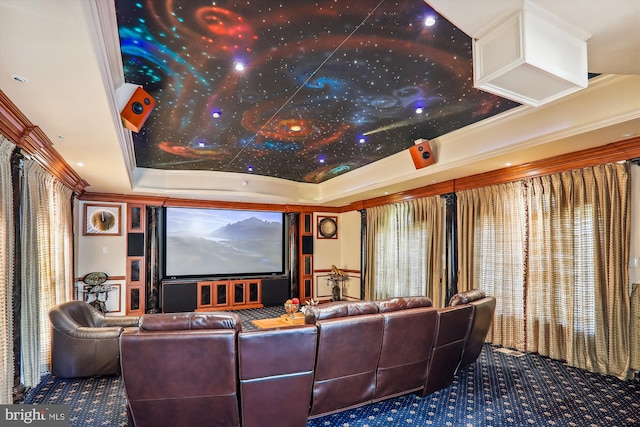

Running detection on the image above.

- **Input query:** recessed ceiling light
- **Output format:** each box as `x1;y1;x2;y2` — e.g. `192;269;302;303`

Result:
234;62;245;71
415;107;423;114
247;165;254;172
12;75;28;83
290;125;301;132
76;162;84;167
622;132;636;138
424;16;436;27
212;111;222;118
358;137;366;144
505;162;512;166
57;135;65;139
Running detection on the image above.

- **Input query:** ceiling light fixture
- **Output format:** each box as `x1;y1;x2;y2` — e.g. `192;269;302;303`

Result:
290;125;301;132
415;107;423;114
424;16;436;27
234;62;245;71
12;75;27;83
212;111;222;118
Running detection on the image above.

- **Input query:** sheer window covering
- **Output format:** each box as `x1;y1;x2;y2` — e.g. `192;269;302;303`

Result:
365;197;444;306
20;159;74;388
457;183;527;350
457;163;631;379
0;135;16;403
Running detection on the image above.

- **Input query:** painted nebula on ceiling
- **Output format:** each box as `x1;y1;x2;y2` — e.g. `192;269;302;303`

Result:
115;0;519;183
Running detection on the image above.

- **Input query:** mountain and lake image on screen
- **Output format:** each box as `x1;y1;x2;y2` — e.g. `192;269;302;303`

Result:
164;207;284;277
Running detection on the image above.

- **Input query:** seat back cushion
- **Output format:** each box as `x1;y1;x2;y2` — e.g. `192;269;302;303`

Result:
120;314;241;427
309;314;384;417
374;305;437;400
238;325;317;427
459;297;496;369
422;304;474;396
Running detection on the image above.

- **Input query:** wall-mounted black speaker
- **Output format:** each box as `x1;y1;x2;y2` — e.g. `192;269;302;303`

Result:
302;235;313;254
127;233;145;257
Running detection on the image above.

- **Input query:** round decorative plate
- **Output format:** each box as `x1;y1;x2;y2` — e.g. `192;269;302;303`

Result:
83;271;108;286
318;217;338;238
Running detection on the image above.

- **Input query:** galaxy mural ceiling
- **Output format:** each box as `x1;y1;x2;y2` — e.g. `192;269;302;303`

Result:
115;0;519;184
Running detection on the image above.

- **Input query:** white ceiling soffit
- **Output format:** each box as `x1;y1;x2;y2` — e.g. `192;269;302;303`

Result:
426;0;640;75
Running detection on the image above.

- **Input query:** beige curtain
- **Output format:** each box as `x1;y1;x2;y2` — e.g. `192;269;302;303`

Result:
457;182;527;350
21;160;73;387
526;163;631;379
0;135;16;403
365;196;444;306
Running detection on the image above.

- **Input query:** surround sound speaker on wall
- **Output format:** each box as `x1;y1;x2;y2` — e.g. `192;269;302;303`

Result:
409;138;436;169
118;84;155;133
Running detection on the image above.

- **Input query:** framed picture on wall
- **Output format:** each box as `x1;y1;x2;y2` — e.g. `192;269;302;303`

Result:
83;204;122;236
317;216;338;239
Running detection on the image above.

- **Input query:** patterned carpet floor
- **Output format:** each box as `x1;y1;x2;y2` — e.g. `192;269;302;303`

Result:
24;307;640;427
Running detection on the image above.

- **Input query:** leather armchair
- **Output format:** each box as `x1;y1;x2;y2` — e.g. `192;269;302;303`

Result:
48;300;139;378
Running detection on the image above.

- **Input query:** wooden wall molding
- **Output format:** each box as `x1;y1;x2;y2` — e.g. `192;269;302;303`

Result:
453;137;640;192
80;135;640;213
0;90;88;194
349;136;640;210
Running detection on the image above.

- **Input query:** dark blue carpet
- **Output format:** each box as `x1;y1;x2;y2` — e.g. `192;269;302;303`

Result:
306;346;640;426
23;308;640;426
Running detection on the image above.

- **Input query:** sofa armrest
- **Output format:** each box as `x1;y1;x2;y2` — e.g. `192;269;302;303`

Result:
73;326;124;339
102;316;139;328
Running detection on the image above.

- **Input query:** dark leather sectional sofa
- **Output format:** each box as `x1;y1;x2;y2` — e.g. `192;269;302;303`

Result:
119;289;495;427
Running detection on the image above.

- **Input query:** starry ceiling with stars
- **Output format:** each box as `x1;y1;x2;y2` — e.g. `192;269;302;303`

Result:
115;0;519;184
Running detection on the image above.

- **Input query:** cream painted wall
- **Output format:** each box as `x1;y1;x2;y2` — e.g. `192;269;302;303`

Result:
74;200;128;314
312;211;362;300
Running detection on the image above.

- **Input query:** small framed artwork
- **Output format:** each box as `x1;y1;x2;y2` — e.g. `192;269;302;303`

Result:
317;216;338;239
83;204;122;236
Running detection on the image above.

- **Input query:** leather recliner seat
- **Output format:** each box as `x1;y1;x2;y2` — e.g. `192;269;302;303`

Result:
48;301;139;378
119;289;494;426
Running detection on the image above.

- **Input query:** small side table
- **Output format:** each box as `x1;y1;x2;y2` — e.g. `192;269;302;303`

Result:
327;276;347;301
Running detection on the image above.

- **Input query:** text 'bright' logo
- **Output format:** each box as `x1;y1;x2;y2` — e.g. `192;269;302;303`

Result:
1;405;69;426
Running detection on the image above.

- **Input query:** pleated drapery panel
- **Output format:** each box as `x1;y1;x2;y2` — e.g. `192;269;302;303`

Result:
526;163;631;379
0;135;16;403
456;182;527;351
20;160;74;387
365;196;444;306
